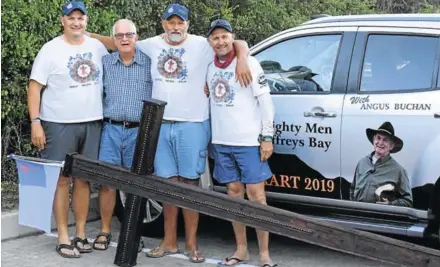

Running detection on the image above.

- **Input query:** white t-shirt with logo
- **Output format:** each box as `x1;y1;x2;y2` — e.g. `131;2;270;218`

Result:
30;35;108;123
137;34;214;122
207;56;270;146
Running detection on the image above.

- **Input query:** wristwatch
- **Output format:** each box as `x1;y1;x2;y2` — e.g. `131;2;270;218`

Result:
31;117;41;123
258;134;273;143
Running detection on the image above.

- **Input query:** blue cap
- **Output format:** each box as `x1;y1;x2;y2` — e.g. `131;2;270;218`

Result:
207;19;233;37
62;1;87;16
163;3;189;21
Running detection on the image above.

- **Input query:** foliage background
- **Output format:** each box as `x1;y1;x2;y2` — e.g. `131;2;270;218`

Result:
1;0;439;207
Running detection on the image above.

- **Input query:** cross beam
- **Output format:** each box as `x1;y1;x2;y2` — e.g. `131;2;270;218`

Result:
63;153;440;267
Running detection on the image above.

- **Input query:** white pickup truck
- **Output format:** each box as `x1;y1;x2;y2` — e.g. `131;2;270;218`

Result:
116;14;440;244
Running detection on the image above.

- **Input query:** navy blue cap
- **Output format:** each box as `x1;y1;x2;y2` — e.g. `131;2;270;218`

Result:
163;3;189;21
62;1;87;16
207;19;233;37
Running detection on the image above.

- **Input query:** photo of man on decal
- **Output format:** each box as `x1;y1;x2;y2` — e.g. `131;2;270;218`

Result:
349;122;413;207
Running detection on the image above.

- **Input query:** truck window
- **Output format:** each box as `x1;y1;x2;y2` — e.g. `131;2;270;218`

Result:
360;34;438;92
254;34;342;93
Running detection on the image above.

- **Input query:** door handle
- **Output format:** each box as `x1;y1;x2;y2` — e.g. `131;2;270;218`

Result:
435;113;440;119
304;111;337;118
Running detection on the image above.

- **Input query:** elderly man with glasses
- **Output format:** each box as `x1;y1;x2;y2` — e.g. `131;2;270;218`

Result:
92;18;152;251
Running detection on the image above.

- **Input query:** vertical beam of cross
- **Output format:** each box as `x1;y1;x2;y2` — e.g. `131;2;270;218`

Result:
113;99;167;267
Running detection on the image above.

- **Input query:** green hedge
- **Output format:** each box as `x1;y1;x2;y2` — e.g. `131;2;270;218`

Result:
4;0;428;185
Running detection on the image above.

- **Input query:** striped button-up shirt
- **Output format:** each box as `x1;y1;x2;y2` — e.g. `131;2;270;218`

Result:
102;48;152;122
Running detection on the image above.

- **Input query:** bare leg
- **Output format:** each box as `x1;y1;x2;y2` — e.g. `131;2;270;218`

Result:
147;177;180;256
53;175;79;256
94;186;116;249
72;177;91;250
220;181;249;265
246;182;273;266
180;177;205;262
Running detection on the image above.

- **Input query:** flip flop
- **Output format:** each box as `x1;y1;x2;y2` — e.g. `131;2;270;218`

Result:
146;246;180;258
93;232;112;251
73;237;93;253
55;244;81;258
184;249;206;263
217;257;247;267
262;264;278;267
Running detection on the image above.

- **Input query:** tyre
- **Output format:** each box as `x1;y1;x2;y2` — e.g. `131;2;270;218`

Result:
114;190;164;237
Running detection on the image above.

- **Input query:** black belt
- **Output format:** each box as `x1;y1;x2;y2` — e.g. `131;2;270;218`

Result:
103;118;139;128
162;119;177;124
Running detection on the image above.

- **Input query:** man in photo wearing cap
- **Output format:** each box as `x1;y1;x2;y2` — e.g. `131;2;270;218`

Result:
27;0;108;258
349;122;413;207
89;2;252;263
206;19;277;267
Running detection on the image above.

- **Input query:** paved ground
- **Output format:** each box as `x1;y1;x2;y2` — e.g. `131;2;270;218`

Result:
1;215;397;267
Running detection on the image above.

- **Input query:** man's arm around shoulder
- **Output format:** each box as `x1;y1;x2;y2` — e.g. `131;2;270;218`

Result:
87;32;117;51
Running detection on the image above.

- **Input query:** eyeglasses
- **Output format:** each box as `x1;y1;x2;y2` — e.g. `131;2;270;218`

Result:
114;32;136;40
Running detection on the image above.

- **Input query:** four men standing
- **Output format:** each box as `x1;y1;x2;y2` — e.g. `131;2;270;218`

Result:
28;0;275;264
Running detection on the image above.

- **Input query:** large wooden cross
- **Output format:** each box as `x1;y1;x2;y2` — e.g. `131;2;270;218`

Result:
63;99;440;267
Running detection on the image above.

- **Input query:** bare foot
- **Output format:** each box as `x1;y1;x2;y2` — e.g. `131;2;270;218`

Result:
58;237;80;257
219;250;249;266
260;255;276;267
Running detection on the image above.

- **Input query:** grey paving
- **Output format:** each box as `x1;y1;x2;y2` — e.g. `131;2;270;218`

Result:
1;216;395;267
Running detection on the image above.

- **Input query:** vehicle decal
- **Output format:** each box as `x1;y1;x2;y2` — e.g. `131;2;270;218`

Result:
349;95;431;111
274;121;332;152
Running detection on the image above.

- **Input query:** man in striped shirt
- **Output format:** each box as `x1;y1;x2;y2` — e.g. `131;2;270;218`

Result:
92;19;152;251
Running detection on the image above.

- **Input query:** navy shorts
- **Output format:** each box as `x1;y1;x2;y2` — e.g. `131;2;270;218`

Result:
212;144;272;184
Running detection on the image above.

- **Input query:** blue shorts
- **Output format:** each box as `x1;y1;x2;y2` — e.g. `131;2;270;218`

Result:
154;119;210;179
212;144;272;184
98;122;138;168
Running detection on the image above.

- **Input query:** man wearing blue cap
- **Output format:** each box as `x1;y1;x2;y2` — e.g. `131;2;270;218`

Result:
89;2;252;264
206;19;276;267
27;0;108;258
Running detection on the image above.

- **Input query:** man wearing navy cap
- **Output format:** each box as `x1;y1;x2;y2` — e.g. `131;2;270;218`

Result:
206;19;276;267
27;0;108;258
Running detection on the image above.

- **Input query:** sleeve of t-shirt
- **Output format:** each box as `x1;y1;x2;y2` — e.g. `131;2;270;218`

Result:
29;43;52;86
98;42;110;58
249;57;270;97
200;36;215;66
137;36;158;58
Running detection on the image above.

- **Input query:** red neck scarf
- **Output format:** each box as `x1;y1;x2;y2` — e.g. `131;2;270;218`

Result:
214;48;236;69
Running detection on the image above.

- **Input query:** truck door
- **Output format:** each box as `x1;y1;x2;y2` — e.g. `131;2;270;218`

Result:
251;27;357;199
341;27;440;210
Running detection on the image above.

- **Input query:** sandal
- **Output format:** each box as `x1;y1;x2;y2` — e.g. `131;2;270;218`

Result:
55;244;81;258
73;237;92;253
217;257;247;267
146;246;180;258
185;249;206;263
92;232;112;251
262;264;278;267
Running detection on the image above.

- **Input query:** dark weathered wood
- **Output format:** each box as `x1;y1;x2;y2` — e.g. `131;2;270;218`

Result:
64;153;440;267
112;99;166;267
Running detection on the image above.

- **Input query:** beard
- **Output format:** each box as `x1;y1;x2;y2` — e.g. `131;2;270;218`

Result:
167;32;185;43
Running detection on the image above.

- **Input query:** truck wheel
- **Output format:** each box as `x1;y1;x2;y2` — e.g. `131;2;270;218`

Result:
114;190;164;237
